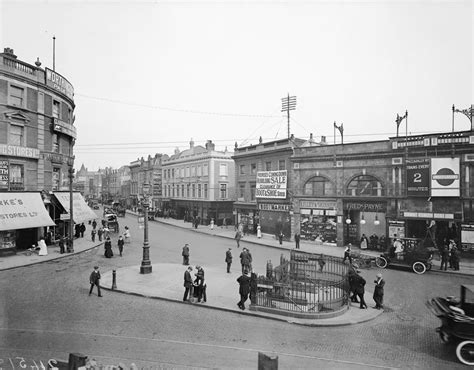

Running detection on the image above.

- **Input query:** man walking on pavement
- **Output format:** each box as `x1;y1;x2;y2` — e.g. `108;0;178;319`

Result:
225;248;233;273
294;231;301;249
343;243;353;264
183;266;193;301
117;235;124;257
237;270;251;310
373;273;385;309
182;243;190;265
89;266;102;297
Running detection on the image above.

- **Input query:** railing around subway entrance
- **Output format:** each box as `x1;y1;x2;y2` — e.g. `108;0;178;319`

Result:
252;250;350;319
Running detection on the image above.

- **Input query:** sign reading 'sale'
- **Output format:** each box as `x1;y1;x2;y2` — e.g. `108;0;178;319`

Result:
256;170;287;199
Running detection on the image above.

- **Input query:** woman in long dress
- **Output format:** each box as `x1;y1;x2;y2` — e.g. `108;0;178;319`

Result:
104;237;113;258
38;238;48;256
257;224;262;239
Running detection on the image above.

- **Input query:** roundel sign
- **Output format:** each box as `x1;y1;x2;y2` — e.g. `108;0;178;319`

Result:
431;158;460;197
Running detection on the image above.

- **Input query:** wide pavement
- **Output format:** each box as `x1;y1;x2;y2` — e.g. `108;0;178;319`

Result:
2;211;473;328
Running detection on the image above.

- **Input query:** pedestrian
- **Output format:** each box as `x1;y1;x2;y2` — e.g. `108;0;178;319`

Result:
394;237;404;260
183;266;193;301
222;218;227;229
278;230;284;245
225;248;233;273
182;244;190;265
210;218;214;230
97;227;103;242
348;267;359;303
294;232;301;249
354;272;368;309
124;226;131;244
257;224;262;238
80;223;86;238
318;254;326;272
235;230;242;248
440;244;449;271
240;248;252;273
89;266;102;297
360;234;368;250
75;224;81;238
103;226;110;239
104;237;113;258
38;237;48;256
59;235;65;254
451;241;460;271
194;265;205;303
92;219;97;230
250;271;258;305
91;228;96;243
117;235;124;257
373;273;385;309
343;243;352;264
237;270;251;310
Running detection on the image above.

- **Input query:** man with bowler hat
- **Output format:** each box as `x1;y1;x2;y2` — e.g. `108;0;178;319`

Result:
89;266;102;297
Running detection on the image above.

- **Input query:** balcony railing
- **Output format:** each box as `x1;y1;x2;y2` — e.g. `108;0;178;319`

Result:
3;57;36;75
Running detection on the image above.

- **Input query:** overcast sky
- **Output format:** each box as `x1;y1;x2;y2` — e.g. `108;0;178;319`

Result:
1;0;472;172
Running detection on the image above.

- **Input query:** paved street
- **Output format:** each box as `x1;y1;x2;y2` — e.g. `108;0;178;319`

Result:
0;211;472;369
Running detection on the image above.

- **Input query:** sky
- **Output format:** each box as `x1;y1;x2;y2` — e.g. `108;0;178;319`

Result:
1;0;472;172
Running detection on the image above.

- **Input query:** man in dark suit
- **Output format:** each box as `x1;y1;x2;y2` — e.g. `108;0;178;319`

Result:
294;232;301;249
354;273;367;309
183;266;193;301
373;273;385;309
89;266;102;297
237;271;251;310
225;248;233;273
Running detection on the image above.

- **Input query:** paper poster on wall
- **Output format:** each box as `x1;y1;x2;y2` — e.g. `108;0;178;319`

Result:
431;157;460;197
256;170;287;199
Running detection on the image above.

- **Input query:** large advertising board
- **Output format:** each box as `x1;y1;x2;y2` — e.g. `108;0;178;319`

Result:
256;170;287;199
431;157;460;197
406;158;430;197
45;68;74;100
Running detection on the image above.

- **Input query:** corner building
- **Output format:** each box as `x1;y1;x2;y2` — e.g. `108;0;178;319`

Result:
0;47;77;252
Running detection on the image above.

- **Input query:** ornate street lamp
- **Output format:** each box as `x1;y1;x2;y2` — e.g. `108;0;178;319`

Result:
452;104;474;132
140;182;152;274
68;164;75;253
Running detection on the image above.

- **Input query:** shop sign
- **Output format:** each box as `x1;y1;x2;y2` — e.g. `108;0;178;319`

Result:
299;200;336;209
388;220;405;238
431;157;460;197
256;170;287;199
0;144;40;159
43;153;64;164
344;201;386;212
0;160;8;189
406;158;430;197
45;68;74;100
258;203;290;212
461;224;474;253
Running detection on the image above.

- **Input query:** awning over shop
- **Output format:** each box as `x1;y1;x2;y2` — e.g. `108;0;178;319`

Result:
53;191;98;224
0;192;55;231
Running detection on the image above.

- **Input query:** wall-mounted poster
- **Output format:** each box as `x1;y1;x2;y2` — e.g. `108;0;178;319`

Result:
0;160;8;190
406;158;430;197
256;170;287;199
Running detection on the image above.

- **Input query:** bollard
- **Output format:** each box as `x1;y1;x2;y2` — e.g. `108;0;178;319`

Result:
258;352;278;370
112;270;117;290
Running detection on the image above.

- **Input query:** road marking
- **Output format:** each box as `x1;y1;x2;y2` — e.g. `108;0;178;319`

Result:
0;327;395;369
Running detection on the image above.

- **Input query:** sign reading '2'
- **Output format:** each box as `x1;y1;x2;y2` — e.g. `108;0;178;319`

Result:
406;158;430;197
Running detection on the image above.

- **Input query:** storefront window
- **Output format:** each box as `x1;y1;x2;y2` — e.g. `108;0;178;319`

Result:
346;175;384;196
304;176;334;196
9;164;24;190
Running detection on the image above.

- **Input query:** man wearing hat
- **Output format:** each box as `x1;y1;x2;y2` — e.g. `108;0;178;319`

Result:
89;266;102;297
373;273;385;309
237;270;251;310
225;248;233;273
183;266;193;301
182;244;190;265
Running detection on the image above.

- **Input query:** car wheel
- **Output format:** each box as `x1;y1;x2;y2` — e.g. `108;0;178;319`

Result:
412;261;427;274
456;341;474;366
375;256;388;268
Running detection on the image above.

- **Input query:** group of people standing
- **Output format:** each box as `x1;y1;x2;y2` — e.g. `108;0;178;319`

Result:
440;239;460;271
348;265;385;310
183;265;207;303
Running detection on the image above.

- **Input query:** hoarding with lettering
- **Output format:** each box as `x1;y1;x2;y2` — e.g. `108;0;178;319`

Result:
256;170;287;199
406;158;430;197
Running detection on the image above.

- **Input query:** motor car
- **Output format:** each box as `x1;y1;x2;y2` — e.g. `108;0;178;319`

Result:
375;242;435;274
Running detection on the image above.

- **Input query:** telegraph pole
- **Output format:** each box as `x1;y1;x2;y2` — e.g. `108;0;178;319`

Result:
281;94;296;139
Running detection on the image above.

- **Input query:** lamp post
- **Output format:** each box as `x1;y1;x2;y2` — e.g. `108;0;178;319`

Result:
452;104;474;132
140;182;152;274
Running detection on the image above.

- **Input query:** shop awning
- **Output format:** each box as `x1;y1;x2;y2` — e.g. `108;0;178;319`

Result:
0;192;55;231
53;191;98;224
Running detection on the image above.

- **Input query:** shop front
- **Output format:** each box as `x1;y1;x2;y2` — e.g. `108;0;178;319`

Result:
343;200;387;249
0;192;56;254
171;199;234;226
234;202;258;234
257;202;291;238
298;199;337;243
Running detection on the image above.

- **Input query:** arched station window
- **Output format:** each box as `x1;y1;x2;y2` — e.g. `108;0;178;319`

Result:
303;176;335;196
346;175;384;196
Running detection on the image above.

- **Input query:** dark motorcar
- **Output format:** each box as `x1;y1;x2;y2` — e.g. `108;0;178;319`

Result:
375;240;435;274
